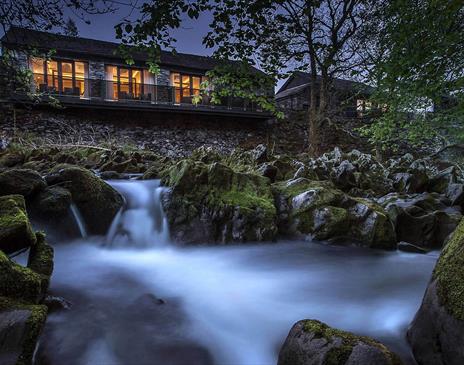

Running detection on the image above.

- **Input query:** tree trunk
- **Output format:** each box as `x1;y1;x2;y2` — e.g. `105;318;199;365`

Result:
308;72;331;156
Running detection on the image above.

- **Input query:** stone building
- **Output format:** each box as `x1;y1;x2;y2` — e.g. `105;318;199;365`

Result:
0;26;270;120
275;71;374;119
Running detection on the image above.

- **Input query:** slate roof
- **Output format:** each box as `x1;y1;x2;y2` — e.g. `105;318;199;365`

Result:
1;26;256;73
276;71;374;99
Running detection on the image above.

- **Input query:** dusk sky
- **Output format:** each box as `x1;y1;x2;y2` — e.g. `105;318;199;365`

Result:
68;7;287;89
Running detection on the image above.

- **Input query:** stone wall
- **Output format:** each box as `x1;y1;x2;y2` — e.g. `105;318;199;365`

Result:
0;107;271;157
0;104;375;157
157;68;170;86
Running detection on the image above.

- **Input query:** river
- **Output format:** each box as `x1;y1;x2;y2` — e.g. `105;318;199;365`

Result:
35;180;438;365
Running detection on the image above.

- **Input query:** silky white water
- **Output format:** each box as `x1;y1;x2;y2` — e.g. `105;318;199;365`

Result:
39;180;438;365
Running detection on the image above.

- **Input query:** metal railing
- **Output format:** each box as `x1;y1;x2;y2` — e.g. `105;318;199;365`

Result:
31;74;263;113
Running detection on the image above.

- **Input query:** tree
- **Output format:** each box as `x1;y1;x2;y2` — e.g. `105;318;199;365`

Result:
64;18;79;37
116;0;376;155
360;0;464;154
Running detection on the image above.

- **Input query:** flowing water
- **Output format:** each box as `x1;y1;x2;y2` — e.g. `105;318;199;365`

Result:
37;180;438;365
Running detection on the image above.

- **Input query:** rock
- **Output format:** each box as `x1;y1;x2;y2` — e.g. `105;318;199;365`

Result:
428;166;458;194
162;160;277;243
0;169;46;198
333;160;357;190
0;251;43;303
0;297;48;365
278;319;402;365
46;167;123;235
397;241;428;254
29;186;71;218
408;219;464;365
310;206;349;240
0;151;25;168
446;183;464;207
381;193;462;248
346;198;397;250
27;232;54;279
392;171;428;193
250;144;268;164
257;163;278;183
43;295;72;312
0;195;36;254
100;171;123;180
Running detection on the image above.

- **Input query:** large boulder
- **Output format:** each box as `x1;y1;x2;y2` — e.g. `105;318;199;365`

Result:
273;178;396;249
346;198;397;250
162;160;277;243
29;186;72;218
428;166;459;194
380;193;462;248
0;195;36;254
46;167;123;235
278;319;402;365
0;169;46;198
408;219;464;365
0;297;48;365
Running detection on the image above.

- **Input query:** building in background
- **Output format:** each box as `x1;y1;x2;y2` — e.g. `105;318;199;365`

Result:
0;26;270;119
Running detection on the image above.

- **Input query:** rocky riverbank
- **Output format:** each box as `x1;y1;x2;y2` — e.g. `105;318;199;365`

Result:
1;143;463;364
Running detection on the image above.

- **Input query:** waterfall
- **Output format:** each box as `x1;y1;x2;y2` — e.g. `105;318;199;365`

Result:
105;180;170;247
70;203;88;238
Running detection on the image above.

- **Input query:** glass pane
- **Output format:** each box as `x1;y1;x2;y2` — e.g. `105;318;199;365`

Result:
171;73;180;87
182;75;191;98
132;69;142;97
61;62;74;94
46;61;59;91
31;58;44;74
75;62;87;96
119;68;130;98
31;58;45;90
192;77;201;96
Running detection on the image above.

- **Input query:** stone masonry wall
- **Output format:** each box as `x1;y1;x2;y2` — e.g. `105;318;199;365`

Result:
0;107;272;157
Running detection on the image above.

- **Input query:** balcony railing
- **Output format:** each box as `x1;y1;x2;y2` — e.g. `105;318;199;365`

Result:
30;74;264;113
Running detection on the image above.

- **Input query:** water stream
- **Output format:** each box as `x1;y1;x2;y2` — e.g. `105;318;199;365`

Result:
38;179;438;365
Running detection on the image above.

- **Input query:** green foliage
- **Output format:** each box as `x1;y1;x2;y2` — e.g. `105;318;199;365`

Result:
362;0;464;150
0;48;61;107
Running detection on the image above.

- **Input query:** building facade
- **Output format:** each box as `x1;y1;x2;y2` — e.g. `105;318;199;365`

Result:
1;27;270;119
275;71;374;119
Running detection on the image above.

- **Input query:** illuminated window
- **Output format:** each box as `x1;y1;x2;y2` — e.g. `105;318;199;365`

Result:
30;58;88;96
105;65;145;100
171;72;206;103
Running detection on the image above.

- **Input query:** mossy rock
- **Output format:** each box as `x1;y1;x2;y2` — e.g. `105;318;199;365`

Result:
278;319;402;365
0;297;48;365
346;198;397;250
407;218;464;364
27;232;54;279
434;218;464;320
0;150;25;168
162;159;277;243
46;167;123;235
0;195;36;254
298;206;349;240
0;251;43;303
29;186;72;218
0;169;46;198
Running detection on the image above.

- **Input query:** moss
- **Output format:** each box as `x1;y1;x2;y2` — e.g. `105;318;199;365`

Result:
0;251;43;303
434;218;464;320
0;195;37;254
302;320;401;365
0;296;48;365
28;232;54;283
